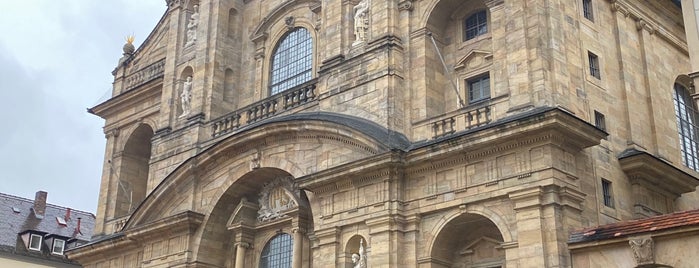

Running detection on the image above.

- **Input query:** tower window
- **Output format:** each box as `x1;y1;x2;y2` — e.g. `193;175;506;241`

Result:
601;179;614;208
467;74;490;104
270;28;313;95
583;0;594;21
594;110;606;132
673;83;699;171
259;233;293;268
588;52;601;79
463;10;488;41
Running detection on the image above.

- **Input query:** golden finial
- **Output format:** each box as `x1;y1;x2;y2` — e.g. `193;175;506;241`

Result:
125;35;135;45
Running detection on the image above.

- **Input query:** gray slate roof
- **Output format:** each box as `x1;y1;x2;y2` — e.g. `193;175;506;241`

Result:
0;192;95;263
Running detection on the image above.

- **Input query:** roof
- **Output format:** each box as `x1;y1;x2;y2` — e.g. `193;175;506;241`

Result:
569;209;699;244
0;192;95;261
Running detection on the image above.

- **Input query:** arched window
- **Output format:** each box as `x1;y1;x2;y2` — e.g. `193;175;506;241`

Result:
270;28;312;95
673;83;699;171
259;233;293;268
463;10;488;41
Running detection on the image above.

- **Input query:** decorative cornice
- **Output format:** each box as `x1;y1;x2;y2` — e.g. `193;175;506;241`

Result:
609;0;687;54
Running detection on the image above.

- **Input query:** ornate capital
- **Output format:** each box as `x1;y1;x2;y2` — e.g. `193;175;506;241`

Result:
635;20;655;34
234;242;251;249
610;1;629;17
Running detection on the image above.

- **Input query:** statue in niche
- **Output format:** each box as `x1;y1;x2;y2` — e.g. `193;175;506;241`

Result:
353;0;369;45
179;76;192;118
352;238;367;268
185;5;199;47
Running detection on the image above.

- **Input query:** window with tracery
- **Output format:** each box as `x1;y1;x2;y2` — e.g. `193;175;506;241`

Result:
259;233;293;268
270;28;313;95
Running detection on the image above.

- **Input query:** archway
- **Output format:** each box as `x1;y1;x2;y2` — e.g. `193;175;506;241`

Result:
115;124;153;218
193;168;314;268
430;213;505;268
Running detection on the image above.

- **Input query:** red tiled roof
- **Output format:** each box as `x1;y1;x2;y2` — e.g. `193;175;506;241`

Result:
569;209;699;244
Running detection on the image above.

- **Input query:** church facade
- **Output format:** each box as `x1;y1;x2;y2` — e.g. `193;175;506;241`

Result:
67;0;699;267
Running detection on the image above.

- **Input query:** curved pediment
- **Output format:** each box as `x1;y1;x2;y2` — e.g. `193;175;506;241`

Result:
125;112;409;229
250;0;321;43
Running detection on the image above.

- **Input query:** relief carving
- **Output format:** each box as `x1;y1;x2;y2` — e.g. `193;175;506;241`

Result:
257;177;300;222
353;0;370;46
629;237;654;266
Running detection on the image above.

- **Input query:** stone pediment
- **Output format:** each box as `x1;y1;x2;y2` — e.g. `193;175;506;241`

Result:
454;50;492;71
458;236;503;256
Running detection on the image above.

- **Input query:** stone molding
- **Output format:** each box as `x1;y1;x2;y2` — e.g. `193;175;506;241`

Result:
609;0;688;54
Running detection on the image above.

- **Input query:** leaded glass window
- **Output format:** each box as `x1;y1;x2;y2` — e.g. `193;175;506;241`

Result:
270;28;313;95
259;233;293;268
674;84;699;171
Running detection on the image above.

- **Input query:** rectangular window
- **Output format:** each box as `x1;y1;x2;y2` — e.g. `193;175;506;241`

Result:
583;0;594;21
52;239;65;255
29;234;42;251
594;111;606;131
588;52;601;79
463;10;488;41
467;74;491;104
602;179;614;208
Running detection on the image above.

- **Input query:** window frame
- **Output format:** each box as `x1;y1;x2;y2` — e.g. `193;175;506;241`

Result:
268;27;313;96
594;110;606;132
588;52;601;80
259;233;294;268
582;0;594;21
52;239;65;255
463;10;488;42
673;83;699;171
601;179;614;208
29;233;42;251
467;74;491;104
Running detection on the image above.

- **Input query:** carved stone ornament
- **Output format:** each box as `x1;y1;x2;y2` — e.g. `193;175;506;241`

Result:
285;16;295;29
257;176;300;222
353;0;370;46
352;238;368;268
629;237;654;266
185;5;199;47
179;76;193;118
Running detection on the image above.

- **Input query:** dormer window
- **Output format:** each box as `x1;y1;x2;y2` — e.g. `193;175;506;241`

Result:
29;234;42;251
52;239;65;255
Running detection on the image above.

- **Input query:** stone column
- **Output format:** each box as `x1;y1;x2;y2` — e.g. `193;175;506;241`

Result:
292;228;304;268
234;242;249;268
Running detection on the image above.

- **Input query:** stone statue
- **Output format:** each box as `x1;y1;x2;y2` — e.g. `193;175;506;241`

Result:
352;238;367;268
353;0;369;45
185;5;199;47
179;76;192;118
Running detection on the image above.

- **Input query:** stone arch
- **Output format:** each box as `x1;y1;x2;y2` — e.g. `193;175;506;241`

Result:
125;112;407;227
250;0;321;42
344;234;369;267
192;167;314;267
675;74;694;94
114;123;154;218
413;0;495;119
423;205;512;267
427;211;507;267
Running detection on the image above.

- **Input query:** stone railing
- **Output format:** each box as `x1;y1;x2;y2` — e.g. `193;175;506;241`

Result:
123;59;166;91
429;105;492;139
211;80;317;137
108;215;130;234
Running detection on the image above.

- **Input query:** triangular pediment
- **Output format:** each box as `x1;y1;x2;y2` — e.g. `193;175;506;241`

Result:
125;12;170;72
454;49;493;71
458;236;503;255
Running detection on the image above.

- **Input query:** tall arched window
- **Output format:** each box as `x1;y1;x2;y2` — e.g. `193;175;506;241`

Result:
259;233;293;268
270;28;312;95
673;83;699;171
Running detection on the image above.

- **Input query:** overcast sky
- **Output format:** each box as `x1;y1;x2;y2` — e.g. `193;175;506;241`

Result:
0;1;164;213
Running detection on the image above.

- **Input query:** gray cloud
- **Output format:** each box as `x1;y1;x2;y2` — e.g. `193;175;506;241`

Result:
0;1;165;213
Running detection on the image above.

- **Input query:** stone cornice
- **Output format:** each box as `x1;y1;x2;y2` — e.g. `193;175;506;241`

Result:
618;149;699;196
405;107;606;174
609;0;688;54
88;77;162;119
67;211;204;264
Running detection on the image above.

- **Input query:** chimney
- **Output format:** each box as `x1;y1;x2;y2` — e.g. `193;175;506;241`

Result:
33;191;47;218
75;217;83;236
65;208;71;221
